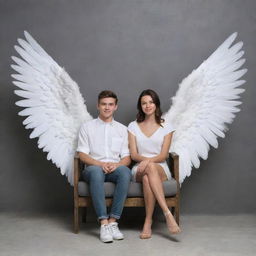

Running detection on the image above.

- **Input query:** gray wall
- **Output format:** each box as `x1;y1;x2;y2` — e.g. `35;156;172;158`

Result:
1;0;256;215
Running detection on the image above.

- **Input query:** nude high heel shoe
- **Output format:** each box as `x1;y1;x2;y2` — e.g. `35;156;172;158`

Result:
139;220;152;239
139;230;152;239
164;210;181;234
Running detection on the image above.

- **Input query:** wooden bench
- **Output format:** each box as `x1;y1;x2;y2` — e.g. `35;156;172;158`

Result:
73;153;180;233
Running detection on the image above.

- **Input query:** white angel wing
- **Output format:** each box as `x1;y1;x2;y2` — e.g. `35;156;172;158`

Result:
164;32;247;183
11;31;93;185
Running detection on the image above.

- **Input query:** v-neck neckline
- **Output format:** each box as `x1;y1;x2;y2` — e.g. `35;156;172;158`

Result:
136;121;161;139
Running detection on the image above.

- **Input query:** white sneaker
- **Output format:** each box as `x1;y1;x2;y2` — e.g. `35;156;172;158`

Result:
108;222;124;240
100;224;113;243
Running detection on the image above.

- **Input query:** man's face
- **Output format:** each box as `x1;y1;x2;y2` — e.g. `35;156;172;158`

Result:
97;97;118;120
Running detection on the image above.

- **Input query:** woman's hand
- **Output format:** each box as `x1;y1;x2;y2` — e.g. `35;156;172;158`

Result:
137;159;150;174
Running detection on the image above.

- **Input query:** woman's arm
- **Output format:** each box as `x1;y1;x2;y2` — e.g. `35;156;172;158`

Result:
128;131;150;173
128;131;148;162
128;130;174;163
148;132;174;163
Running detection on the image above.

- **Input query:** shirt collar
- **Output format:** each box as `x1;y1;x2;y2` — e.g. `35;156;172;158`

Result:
97;117;115;126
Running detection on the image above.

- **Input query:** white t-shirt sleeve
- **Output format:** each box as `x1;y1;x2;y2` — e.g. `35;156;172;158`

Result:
127;121;136;136
77;123;90;154
120;128;130;158
163;122;175;136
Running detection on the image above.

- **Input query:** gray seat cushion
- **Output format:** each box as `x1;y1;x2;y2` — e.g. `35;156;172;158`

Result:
78;179;177;198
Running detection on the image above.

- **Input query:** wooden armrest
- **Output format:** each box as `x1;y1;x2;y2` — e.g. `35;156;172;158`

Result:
74;156;80;187
169;152;180;186
169;152;178;159
74;152;83;199
74;152;85;182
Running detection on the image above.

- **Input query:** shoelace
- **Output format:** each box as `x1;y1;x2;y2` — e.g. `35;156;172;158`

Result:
111;224;118;232
102;224;111;233
110;223;119;233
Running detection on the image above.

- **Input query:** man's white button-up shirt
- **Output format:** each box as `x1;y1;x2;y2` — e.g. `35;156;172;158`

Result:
77;117;130;162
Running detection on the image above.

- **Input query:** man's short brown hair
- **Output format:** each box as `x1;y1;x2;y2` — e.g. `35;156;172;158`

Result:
98;90;118;104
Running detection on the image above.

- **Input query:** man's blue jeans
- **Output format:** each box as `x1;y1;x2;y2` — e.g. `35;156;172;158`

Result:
83;165;131;220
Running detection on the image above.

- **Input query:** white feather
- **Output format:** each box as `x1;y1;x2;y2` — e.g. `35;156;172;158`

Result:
164;33;247;183
11;31;92;185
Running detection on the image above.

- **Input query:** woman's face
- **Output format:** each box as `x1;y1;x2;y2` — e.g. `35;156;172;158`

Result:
141;95;156;116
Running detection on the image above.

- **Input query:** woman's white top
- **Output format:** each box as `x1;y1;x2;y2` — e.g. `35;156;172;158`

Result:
128;120;175;181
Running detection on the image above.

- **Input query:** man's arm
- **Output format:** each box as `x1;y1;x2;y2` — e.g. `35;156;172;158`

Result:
77;123;108;172
107;155;131;173
114;127;131;167
117;155;131;167
79;152;131;173
78;152;113;173
78;152;105;167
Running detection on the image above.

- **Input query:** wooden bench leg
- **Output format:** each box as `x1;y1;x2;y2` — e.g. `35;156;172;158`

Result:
82;207;87;223
74;206;80;234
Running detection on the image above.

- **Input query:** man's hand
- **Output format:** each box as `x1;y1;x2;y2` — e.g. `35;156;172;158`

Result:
137;159;150;174
100;162;120;173
107;163;120;173
100;162;111;173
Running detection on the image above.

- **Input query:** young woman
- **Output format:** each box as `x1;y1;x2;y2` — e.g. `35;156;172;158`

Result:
128;89;181;239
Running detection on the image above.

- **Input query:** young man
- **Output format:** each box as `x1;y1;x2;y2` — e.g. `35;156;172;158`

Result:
77;90;131;243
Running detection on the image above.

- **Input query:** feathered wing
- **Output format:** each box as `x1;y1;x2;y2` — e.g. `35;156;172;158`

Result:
164;33;247;183
11;31;93;185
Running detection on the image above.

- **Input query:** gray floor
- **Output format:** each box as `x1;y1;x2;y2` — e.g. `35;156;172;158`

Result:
0;213;255;256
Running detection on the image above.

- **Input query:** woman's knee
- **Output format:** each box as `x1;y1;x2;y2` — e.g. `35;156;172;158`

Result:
145;162;156;175
142;174;149;184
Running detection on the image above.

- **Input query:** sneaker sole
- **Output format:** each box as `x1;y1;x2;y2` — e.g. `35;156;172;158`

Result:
101;239;113;243
113;237;124;240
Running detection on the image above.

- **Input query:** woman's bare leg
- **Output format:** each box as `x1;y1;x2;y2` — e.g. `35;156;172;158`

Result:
136;172;156;238
142;175;156;238
144;163;169;212
144;163;180;234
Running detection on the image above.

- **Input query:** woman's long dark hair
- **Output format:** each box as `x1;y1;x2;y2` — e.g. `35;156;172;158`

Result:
136;89;164;125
